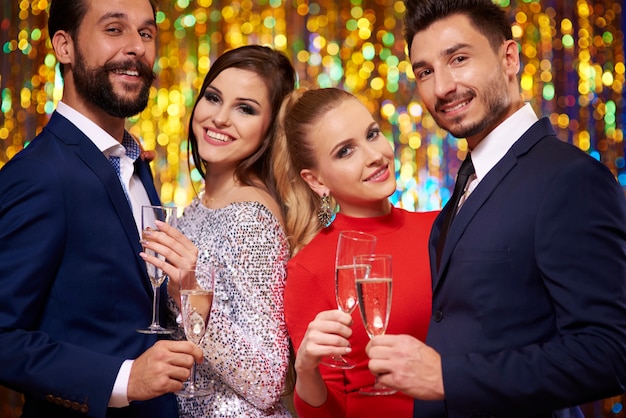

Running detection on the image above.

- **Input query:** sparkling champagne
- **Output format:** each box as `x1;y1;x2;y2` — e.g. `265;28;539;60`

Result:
356;278;392;339
181;289;214;346
335;264;369;313
145;248;167;287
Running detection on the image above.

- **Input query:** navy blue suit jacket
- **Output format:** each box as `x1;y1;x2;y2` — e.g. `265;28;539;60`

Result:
416;118;626;418
0;112;178;417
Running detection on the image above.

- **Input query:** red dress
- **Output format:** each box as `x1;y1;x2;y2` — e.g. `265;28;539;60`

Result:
285;206;439;418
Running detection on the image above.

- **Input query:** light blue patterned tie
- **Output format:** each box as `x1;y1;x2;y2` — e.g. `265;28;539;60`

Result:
122;131;141;162
108;131;141;206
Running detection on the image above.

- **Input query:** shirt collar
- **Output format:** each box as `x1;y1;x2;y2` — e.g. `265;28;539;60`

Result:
55;101;139;161
470;103;538;181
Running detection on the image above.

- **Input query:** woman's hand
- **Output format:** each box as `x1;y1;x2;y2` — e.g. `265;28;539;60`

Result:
293;309;353;407
295;309;353;374
139;220;198;305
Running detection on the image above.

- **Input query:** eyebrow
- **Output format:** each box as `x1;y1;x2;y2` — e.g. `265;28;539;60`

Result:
205;85;262;107
412;42;472;73
329;138;351;157
328;121;378;156
97;12;157;29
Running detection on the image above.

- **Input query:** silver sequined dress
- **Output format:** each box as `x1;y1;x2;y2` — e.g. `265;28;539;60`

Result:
169;197;292;417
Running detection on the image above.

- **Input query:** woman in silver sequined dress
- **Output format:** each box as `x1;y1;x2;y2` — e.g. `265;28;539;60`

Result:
141;45;296;417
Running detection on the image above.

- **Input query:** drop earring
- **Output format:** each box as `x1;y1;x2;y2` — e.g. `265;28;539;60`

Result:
317;193;333;228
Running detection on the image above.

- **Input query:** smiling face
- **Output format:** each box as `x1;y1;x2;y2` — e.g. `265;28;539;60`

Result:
55;0;157;118
301;97;396;218
192;67;272;173
410;13;521;148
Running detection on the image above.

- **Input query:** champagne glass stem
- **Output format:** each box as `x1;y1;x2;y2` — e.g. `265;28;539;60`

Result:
138;279;173;334
178;361;204;398
189;362;198;392
150;283;160;328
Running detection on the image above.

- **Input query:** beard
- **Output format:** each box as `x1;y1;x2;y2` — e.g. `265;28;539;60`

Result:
72;44;156;118
434;73;511;140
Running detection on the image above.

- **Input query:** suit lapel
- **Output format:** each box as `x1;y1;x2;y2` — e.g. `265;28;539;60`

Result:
47;112;154;293
135;158;161;206
432;118;556;292
432;156;516;291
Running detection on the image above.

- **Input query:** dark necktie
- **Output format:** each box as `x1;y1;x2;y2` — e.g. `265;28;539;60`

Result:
436;154;475;270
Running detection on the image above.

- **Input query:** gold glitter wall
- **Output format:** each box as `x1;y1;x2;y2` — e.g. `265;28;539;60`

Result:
0;4;626;416
0;0;624;212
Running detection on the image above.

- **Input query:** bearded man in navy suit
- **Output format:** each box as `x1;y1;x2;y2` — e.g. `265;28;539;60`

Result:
366;0;626;417
0;0;202;416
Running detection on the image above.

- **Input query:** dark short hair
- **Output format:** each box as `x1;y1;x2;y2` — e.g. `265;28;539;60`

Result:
48;0;89;41
48;0;158;74
188;45;297;196
403;0;512;56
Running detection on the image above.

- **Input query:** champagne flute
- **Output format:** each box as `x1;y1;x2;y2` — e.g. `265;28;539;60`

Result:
355;254;396;395
320;230;377;369
137;205;177;334
177;265;216;398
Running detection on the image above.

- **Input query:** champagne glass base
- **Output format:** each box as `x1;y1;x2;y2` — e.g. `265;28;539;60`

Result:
177;386;210;398
137;325;174;335
319;355;356;369
358;385;397;396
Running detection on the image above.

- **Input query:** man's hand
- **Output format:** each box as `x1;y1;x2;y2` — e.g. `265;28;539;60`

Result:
127;340;203;401
366;334;445;400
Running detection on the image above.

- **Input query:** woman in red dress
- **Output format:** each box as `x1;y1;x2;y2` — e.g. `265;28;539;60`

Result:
272;87;438;418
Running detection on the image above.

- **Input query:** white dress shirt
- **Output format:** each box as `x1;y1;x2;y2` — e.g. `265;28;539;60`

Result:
55;101;153;408
462;103;539;204
55;102;151;234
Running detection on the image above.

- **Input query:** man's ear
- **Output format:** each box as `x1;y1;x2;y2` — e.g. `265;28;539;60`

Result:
51;30;74;66
300;168;329;197
502;39;520;77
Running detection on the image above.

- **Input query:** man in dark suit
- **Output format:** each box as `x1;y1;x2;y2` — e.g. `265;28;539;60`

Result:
366;0;626;416
0;0;201;416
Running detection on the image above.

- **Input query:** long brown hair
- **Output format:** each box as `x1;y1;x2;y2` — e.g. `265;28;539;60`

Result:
188;45;296;201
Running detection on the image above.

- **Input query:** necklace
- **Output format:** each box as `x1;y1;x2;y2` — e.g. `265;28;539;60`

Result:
202;182;239;207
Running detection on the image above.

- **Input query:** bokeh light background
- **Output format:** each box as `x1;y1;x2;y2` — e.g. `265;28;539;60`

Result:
0;1;625;417
0;0;624;212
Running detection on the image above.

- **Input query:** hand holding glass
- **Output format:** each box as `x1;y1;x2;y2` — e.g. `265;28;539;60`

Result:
138;205;177;334
319;230;377;369
177;265;216;398
355;254;396;395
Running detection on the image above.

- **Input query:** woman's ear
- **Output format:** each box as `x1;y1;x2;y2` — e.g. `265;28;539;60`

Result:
300;168;329;197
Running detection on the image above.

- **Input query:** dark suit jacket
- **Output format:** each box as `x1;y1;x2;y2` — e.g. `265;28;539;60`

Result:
0;112;178;417
415;118;626;418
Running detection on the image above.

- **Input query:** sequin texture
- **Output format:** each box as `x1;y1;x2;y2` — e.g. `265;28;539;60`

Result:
169;198;292;417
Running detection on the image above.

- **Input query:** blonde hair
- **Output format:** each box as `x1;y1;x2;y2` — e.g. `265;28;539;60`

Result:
273;87;356;255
